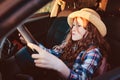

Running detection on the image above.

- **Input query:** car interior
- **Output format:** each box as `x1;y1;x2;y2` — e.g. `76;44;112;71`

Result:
0;0;120;80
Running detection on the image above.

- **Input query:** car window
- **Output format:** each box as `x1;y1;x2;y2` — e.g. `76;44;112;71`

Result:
35;0;97;14
35;1;55;14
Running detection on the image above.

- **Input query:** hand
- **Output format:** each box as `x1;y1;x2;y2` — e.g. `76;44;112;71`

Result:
27;43;70;78
18;33;27;44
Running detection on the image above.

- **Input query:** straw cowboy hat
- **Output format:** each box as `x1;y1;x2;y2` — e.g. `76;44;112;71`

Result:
67;8;107;37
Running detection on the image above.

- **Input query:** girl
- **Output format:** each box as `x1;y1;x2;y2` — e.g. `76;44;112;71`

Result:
27;8;110;80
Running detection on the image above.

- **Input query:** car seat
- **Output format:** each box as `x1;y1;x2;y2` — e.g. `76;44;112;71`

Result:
45;10;72;48
102;0;120;69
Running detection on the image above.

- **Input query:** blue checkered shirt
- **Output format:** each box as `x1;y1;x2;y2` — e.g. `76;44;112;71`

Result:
39;44;102;80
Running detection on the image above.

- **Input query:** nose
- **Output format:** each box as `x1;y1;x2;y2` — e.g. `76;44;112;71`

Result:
72;26;76;32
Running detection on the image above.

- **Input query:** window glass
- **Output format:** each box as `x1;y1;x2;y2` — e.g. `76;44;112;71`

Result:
36;1;55;13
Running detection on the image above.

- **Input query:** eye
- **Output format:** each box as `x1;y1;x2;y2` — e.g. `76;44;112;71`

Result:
77;25;82;27
72;24;75;27
71;24;75;29
78;25;87;30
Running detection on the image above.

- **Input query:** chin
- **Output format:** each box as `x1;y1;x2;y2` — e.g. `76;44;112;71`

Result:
72;38;79;41
72;37;82;41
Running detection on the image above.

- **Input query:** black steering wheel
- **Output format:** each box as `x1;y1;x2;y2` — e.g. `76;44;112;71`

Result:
0;37;15;59
0;25;40;80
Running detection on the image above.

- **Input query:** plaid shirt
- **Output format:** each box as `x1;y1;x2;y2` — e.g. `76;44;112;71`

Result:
39;44;102;80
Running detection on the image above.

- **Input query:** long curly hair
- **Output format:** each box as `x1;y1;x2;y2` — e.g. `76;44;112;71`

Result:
59;22;110;68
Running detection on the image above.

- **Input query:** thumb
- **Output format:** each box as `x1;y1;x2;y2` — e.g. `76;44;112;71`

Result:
27;43;41;52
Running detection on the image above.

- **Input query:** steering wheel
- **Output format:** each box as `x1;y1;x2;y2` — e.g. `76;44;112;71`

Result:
0;25;42;80
0;25;65;80
0;37;14;59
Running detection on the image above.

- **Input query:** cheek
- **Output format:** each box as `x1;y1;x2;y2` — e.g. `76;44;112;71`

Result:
80;30;86;36
78;27;86;36
72;27;87;41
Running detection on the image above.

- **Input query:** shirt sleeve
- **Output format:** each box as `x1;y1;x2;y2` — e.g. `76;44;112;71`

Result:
68;48;102;80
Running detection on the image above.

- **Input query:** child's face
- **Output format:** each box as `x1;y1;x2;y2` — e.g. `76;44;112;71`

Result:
71;17;88;41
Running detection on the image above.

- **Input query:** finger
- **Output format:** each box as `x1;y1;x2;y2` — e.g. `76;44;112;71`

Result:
35;63;47;68
34;59;46;64
31;54;41;59
27;43;41;52
32;52;46;59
